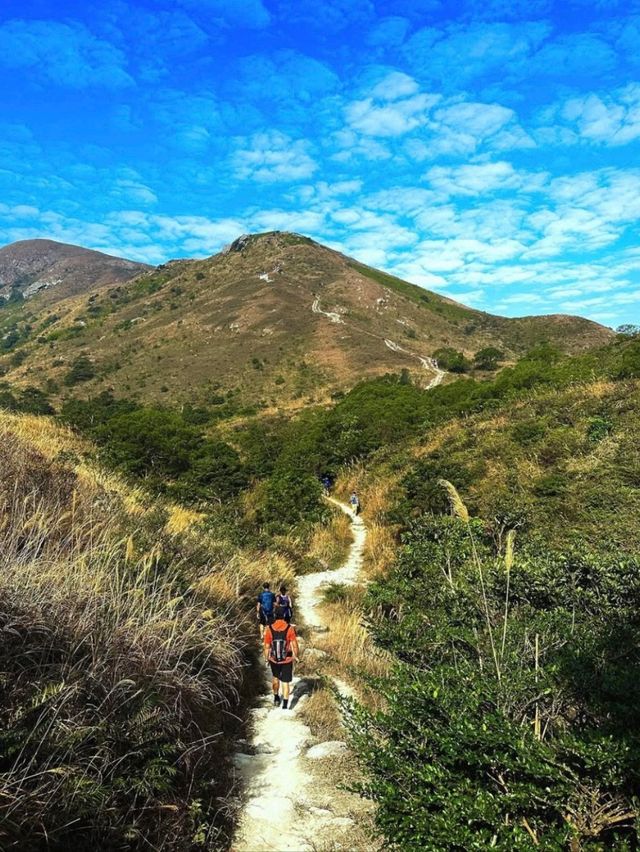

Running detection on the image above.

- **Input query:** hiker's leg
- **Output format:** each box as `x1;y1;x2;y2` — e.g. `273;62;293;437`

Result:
280;663;293;705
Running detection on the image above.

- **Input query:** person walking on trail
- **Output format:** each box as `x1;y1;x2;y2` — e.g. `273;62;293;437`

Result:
264;605;299;710
321;474;332;496
349;491;360;516
275;585;293;623
256;582;276;639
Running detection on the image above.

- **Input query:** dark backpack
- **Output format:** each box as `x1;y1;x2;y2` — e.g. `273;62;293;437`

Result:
270;625;290;663
277;594;292;619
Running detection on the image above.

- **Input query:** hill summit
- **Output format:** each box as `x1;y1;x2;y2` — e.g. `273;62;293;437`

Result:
0;238;149;302
1;231;613;407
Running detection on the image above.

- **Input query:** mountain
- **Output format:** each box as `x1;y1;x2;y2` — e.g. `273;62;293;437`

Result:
1;232;613;407
0;238;149;303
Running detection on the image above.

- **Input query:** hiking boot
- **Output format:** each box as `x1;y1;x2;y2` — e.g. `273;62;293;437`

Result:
273;694;281;706
282;699;289;710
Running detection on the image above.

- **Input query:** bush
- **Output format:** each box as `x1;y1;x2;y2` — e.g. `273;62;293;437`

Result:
350;511;640;850
259;469;323;528
432;347;470;373
64;354;96;385
473;346;504;370
95;408;202;479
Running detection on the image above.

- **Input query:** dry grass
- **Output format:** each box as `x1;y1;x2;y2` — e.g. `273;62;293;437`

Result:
362;522;396;579
0;413;270;849
165;503;205;535
298;686;343;740
316;604;391;682
308;510;353;569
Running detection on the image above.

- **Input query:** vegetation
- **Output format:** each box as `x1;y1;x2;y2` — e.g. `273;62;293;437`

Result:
2;259;640;849
432;346;470;373
349;487;640;850
0;412;292;850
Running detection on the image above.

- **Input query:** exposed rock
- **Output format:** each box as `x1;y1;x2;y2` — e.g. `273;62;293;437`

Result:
306;741;348;760
329;817;354;827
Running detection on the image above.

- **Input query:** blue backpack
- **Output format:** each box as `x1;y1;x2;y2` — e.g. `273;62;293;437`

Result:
259;589;275;614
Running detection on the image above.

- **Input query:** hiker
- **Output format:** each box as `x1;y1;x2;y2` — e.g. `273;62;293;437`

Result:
264;605;299;710
256;582;276;639
275;584;293;623
349;490;360;515
321;474;332;496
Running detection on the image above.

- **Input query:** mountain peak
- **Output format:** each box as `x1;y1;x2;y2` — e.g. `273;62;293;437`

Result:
0;238;149;302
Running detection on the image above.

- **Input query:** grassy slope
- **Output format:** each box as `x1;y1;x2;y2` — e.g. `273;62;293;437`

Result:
0;411;295;850
0;232;612;408
347;338;640;556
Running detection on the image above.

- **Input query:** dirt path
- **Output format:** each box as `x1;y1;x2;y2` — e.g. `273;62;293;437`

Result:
231;499;367;852
384;338;444;388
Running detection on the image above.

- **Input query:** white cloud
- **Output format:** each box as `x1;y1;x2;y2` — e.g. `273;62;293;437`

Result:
231;131;317;182
424;161;545;196
538;83;640;147
345;72;439;137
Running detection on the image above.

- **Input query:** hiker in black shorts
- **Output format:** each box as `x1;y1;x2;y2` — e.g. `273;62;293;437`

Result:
263;605;299;710
256;582;276;639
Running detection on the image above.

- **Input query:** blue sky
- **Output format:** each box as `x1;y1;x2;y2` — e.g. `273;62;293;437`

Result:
1;0;640;326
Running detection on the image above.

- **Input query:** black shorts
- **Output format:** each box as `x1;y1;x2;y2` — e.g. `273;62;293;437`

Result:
270;661;293;683
259;610;273;626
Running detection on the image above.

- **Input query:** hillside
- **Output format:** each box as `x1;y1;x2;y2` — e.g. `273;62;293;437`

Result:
0;232;612;409
0;409;297;850
0;238;149;303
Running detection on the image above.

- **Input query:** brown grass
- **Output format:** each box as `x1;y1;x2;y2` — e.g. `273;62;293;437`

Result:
316;604;391;682
308;510;353;569
362;522;396;579
298;686;343;740
0;412;277;849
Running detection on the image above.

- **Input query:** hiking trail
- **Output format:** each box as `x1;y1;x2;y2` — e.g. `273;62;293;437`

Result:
231;499;367;851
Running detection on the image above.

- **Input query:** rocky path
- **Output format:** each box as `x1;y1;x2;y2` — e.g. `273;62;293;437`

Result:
230;499;367;852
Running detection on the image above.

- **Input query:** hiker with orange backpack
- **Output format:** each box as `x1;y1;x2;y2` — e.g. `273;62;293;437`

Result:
264;605;299;710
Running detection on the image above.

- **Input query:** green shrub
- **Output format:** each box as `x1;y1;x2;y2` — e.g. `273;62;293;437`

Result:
350;514;640;850
473;346;504;370
64;355;96;385
432;346;470;373
511;418;547;445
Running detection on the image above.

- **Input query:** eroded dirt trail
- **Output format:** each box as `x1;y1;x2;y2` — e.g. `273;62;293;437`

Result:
231;499;367;852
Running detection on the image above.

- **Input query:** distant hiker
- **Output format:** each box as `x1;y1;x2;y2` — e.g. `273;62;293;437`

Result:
275;585;293;623
321;475;332;496
264;605;299;710
256;582;276;639
350;491;360;515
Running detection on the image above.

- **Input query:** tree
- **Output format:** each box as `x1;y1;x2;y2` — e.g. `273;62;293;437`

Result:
473;346;504;371
432;347;470;374
95;408;202;479
616;324;640;338
173;440;248;501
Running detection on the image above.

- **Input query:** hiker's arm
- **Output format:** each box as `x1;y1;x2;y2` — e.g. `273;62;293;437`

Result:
292;637;299;662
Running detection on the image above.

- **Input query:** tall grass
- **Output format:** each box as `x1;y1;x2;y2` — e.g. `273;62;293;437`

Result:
0;416;260;850
307;511;353;570
316;604;391;682
362;523;396;579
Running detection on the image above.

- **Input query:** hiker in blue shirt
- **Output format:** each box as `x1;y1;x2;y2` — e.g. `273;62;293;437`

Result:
349;491;360;515
256;582;276;639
